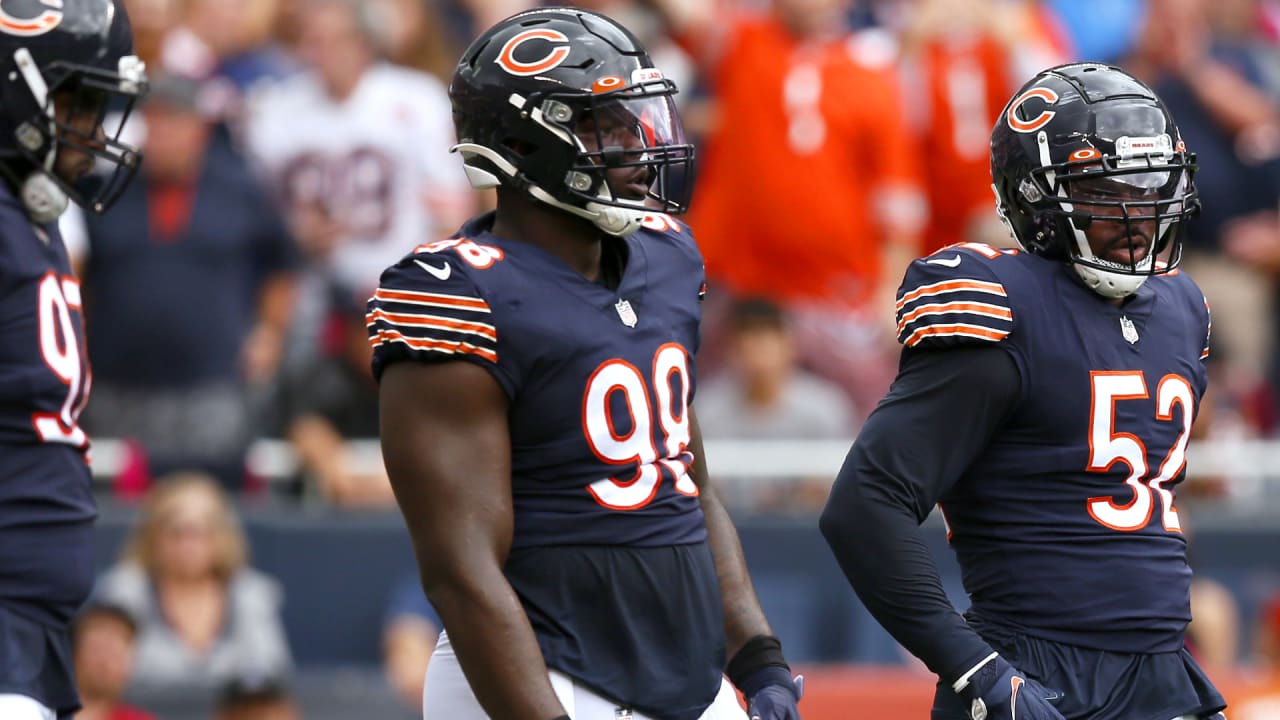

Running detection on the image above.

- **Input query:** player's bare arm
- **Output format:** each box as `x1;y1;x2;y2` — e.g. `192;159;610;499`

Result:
379;360;567;720
689;409;803;719
688;410;771;655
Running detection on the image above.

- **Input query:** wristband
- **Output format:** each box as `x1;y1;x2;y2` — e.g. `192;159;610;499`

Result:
726;635;791;691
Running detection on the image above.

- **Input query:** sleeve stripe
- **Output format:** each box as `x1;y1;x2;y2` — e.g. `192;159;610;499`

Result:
371;329;498;363
904;323;1009;348
896;279;1007;310
365;309;497;342
896;301;1013;334
373;288;491;313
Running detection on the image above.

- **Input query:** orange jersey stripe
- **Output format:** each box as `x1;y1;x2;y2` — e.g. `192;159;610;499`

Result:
366;308;497;342
896;279;1007;309
373;329;498;363
904;323;1009;348
896;301;1013;333
374;288;490;312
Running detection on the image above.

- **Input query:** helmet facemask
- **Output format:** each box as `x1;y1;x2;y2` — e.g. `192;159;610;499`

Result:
1015;108;1197;298
8;50;146;222
454;76;694;236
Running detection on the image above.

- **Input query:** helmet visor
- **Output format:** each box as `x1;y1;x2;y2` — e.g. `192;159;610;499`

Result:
567;81;694;214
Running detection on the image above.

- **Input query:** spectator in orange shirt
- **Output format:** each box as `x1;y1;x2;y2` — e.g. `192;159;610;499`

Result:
887;0;1072;254
652;0;927;412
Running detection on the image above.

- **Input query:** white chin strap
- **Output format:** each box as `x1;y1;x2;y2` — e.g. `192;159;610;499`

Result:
1073;262;1149;299
453;142;648;237
21;174;68;224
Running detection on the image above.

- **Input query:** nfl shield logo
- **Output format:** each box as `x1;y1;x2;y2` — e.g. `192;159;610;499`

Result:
1120;316;1139;344
614;709;634;720
615;298;638;328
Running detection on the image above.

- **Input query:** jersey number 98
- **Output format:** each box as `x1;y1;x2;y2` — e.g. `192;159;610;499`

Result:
583;344;698;510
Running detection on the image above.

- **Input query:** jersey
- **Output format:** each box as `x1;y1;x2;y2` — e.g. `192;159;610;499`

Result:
895;243;1212;654
0;181;97;627
367;213;724;720
246;62;471;295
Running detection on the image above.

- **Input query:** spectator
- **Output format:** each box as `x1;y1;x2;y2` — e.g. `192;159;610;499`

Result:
370;0;460;80
888;0;1071;252
92;473;293;694
71;604;154;720
696;297;856;512
214;675;300;720
276;290;393;507
79;73;298;491
382;573;441;712
652;0;926;414
159;0;297;125
245;0;473;372
1123;0;1280;403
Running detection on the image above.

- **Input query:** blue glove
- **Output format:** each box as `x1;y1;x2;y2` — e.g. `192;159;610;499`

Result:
738;665;803;720
956;654;1064;720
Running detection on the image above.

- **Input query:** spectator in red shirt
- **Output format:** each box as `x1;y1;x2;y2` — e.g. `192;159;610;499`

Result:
72;604;154;720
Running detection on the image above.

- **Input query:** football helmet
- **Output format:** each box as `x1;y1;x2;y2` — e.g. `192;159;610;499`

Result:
449;7;694;237
0;0;147;223
990;63;1198;298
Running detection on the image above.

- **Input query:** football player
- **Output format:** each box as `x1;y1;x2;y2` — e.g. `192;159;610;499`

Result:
0;1;147;718
820;63;1227;720
369;7;802;720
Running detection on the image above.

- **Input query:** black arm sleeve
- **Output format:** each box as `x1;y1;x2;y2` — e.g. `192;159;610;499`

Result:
818;344;1021;684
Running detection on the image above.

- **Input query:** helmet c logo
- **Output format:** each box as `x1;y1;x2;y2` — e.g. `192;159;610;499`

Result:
1006;87;1059;134
0;0;63;37
496;29;571;77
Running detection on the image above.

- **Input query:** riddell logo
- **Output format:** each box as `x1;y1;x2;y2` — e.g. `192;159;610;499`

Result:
1006;87;1059;134
0;0;64;37
495;28;571;77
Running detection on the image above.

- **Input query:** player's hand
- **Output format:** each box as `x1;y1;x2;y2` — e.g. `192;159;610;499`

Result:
740;666;803;720
960;655;1063;720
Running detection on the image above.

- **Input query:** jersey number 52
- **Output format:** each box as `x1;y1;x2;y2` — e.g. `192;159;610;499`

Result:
1087;371;1193;533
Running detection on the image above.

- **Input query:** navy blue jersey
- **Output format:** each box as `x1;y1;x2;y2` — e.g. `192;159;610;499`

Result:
368;212;723;718
896;243;1211;654
0;183;97;626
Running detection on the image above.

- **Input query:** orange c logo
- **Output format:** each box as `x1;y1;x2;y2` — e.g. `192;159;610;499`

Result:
0;0;63;37
496;29;571;77
1007;87;1059;134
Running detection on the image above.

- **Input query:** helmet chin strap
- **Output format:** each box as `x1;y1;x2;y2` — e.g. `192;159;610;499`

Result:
1073;262;1149;299
1068;224;1153;299
453;142;648;237
21;173;68;224
12;47;69;223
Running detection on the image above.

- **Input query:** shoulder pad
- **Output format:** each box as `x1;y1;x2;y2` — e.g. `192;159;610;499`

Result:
896;244;1015;349
367;242;500;379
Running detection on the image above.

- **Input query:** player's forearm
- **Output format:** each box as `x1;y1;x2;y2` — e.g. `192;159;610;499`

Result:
819;469;992;683
700;485;773;657
420;563;567;720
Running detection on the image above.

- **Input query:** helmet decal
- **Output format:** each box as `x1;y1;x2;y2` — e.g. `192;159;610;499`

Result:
591;75;624;93
496;28;571;77
0;0;64;37
1006;87;1059;134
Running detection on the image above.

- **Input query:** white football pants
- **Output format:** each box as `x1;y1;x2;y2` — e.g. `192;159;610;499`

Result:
0;695;55;720
422;630;749;720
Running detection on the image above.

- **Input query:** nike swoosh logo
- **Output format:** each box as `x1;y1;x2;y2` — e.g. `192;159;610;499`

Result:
926;255;962;268
1010;676;1024;720
414;259;451;280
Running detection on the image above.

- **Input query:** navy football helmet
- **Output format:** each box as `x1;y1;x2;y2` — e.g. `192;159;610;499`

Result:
449;6;694;236
990;63;1198;298
0;0;147;222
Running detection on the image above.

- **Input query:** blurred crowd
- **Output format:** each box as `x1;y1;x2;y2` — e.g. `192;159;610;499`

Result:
62;0;1280;715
